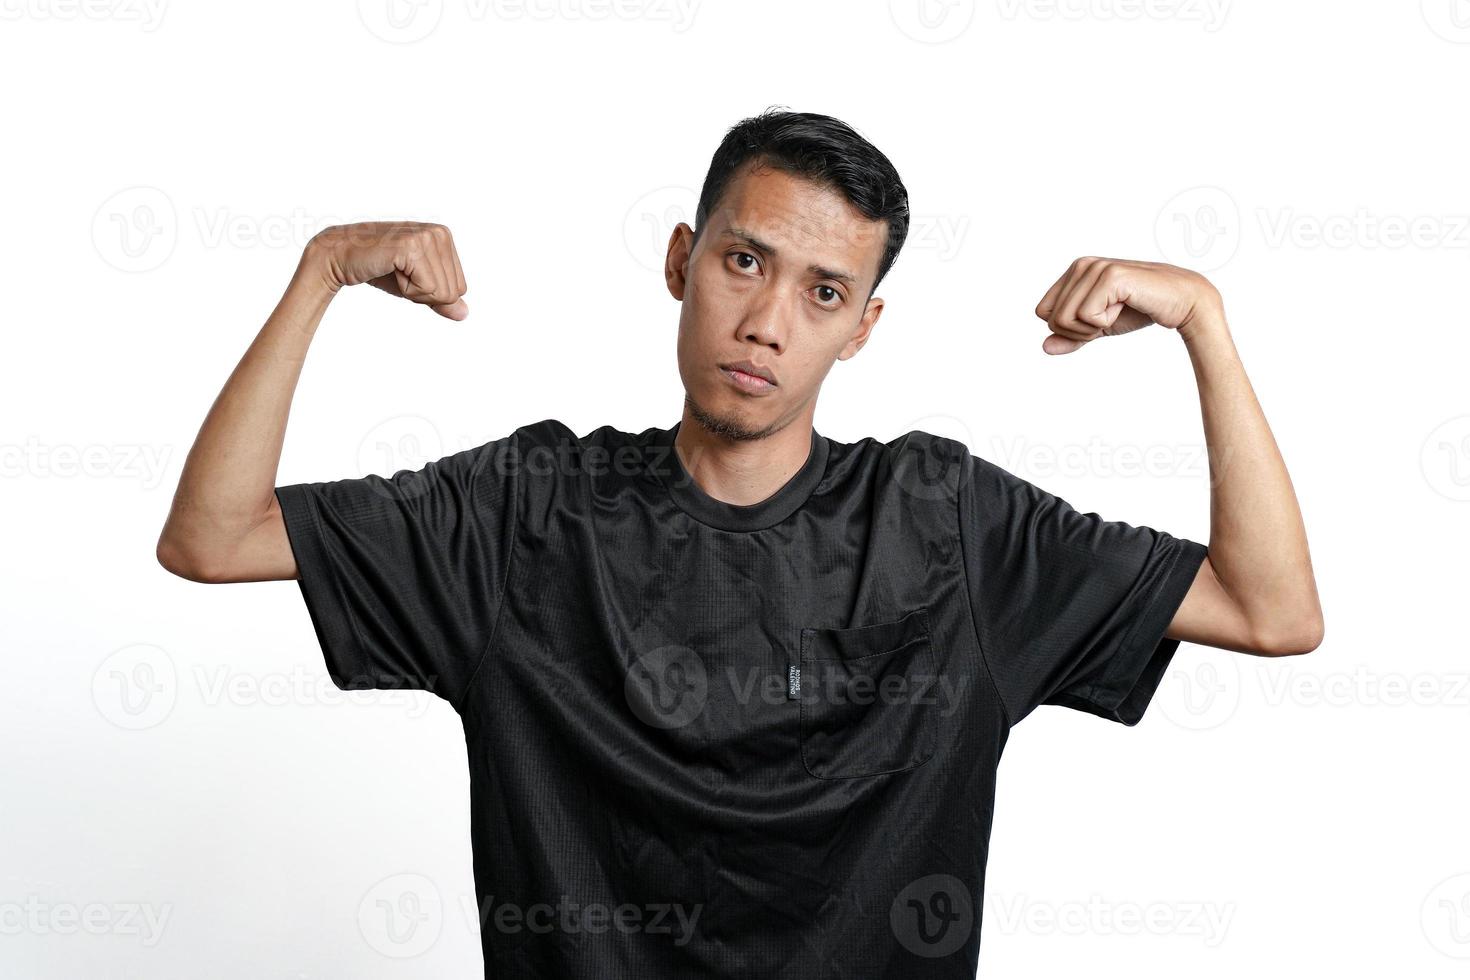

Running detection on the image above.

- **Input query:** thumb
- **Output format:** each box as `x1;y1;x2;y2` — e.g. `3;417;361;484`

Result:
431;298;470;321
1042;332;1086;355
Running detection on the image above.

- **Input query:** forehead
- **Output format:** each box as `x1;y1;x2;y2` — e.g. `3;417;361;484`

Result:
704;163;887;284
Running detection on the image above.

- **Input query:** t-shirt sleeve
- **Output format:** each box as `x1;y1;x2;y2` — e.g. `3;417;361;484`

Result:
958;451;1208;728
273;432;519;709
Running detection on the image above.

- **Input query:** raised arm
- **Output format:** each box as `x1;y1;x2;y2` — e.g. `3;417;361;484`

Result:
1034;256;1324;656
155;221;469;584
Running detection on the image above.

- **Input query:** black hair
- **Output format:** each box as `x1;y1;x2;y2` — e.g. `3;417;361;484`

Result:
692;107;910;299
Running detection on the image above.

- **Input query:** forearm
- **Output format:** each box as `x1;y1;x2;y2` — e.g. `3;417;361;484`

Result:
1179;308;1324;651
157;249;334;569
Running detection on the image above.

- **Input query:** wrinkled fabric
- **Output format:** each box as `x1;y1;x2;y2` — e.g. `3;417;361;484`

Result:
275;417;1207;978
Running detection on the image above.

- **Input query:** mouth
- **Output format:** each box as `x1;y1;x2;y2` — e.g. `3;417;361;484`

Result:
718;360;778;394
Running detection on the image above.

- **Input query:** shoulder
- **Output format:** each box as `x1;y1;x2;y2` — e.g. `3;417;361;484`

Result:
509;417;645;452
491;418;657;490
826;427;976;503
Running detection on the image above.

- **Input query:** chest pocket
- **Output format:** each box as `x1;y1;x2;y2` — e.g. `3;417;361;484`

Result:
797;606;939;779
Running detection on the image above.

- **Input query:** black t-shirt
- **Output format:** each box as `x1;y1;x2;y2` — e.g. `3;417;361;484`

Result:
275;417;1207;978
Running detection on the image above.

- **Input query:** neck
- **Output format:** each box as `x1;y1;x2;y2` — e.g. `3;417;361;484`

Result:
673;405;815;507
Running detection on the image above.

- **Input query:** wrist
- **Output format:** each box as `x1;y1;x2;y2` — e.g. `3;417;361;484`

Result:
294;238;344;301
1177;301;1229;346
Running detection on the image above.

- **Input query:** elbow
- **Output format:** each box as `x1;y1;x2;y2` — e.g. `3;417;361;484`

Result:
156;533;227;584
1254;614;1325;657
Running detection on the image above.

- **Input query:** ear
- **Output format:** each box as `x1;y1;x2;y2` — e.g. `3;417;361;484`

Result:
837;296;884;361
665;222;694;301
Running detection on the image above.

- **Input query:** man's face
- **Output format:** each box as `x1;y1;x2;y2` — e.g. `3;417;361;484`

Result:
665;162;887;441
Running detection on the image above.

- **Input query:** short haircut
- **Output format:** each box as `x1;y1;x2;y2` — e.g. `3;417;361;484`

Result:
693;107;911;299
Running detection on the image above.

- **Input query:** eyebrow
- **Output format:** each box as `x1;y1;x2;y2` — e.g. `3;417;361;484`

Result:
725;226;859;287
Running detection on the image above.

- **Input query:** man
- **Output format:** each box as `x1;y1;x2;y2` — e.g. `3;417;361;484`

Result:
157;109;1323;977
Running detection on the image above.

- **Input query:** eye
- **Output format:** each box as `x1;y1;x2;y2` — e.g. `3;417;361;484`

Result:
728;250;760;274
814;284;843;308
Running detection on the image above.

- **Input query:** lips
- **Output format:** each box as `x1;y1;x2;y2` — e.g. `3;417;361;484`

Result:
721;360;777;386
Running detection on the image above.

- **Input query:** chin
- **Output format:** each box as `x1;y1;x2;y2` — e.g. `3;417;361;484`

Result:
686;392;780;442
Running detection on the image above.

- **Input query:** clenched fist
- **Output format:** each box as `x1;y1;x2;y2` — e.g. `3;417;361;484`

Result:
1034;256;1223;354
304;221;469;320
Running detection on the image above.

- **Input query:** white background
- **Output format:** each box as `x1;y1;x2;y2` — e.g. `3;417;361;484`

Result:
4;1;1468;977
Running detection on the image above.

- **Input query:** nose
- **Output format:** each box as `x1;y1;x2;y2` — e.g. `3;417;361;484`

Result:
737;284;790;355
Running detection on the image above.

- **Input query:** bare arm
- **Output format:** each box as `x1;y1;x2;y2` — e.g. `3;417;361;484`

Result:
156;222;469;584
1164;311;1323;655
1035;257;1324;657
